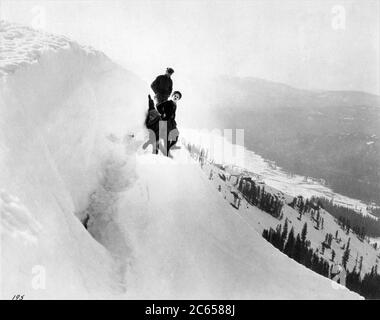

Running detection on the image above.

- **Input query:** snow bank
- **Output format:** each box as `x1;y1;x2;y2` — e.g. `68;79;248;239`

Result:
0;21;145;298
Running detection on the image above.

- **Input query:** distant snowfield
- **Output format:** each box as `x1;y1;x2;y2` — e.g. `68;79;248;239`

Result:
244;150;375;217
181;129;375;218
0;21;360;299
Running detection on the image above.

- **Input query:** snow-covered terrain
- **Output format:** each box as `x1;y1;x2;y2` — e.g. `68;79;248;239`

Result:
0;21;360;299
0;21;145;298
181;129;374;217
198;161;380;278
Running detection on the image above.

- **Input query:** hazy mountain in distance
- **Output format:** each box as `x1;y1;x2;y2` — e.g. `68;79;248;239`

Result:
201;76;379;111
190;76;380;205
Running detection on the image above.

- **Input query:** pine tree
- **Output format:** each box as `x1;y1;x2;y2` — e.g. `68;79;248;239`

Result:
298;201;304;216
299;198;304;212
360;226;365;240
359;256;363;274
305;199;310;211
301;222;308;245
294;234;303;262
326;233;332;248
281;218;288;249
284;227;295;258
323;261;330;277
342;244;351;269
274;224;282;249
331;249;336;262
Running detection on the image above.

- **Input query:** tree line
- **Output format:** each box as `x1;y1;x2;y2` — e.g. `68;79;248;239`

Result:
346;265;380;299
289;196;325;229
312;197;380;238
237;177;284;219
262;219;380;299
262;220;331;277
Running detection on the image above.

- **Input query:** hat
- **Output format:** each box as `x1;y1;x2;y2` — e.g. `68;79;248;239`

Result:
166;67;174;74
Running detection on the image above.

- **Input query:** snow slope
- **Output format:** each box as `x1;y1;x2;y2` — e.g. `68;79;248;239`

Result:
202;161;380;278
0;21;360;299
112;150;360;299
0;21;145;298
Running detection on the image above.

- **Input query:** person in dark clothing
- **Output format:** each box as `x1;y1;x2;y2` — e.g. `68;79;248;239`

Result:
157;91;182;156
143;94;161;154
151;67;174;105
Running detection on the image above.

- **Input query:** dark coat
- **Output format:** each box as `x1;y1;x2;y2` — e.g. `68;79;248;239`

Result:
157;99;176;122
158;100;179;148
157;100;177;139
151;75;173;96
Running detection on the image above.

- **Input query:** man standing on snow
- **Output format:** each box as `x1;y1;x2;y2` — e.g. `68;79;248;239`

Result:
151;67;174;105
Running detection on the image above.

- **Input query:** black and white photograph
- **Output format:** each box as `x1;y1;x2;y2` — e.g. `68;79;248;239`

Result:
0;0;379;303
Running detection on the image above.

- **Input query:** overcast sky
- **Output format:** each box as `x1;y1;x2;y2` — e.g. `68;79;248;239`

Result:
1;0;379;94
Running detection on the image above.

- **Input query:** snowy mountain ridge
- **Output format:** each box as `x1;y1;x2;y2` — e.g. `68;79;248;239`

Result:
0;22;360;299
0;20;102;77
